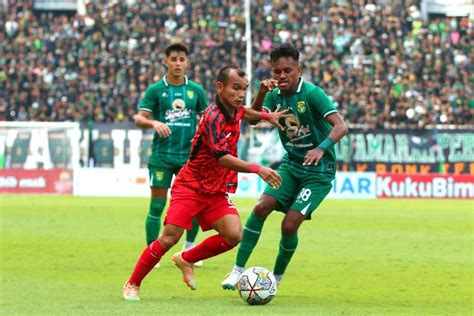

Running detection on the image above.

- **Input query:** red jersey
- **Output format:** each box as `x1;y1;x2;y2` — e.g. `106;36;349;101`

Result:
173;96;246;194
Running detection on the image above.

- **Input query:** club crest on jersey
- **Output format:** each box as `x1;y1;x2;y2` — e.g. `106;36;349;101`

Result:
187;90;194;99
296;101;306;113
172;98;186;111
155;171;164;181
161;92;168;97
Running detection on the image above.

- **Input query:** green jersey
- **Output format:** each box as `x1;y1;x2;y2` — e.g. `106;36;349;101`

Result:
263;78;338;174
138;75;208;164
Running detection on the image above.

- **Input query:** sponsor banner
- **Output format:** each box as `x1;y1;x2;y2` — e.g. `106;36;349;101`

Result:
376;173;474;199
235;172;376;199
0;169;73;194
328;172;376;199
74;168;149;197
336;128;474;174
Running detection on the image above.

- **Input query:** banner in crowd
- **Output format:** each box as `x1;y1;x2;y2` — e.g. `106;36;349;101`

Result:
2;123;472;174
336;128;473;174
0;169;73;194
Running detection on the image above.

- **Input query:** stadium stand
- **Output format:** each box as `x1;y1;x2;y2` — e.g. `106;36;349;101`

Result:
1;0;472;127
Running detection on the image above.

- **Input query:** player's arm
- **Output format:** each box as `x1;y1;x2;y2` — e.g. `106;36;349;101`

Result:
324;113;349;144
247;79;279;125
303;113;348;166
303;87;349;165
251;79;278;111
243;107;289;131
217;154;281;189
135;85;171;137
134;110;171;137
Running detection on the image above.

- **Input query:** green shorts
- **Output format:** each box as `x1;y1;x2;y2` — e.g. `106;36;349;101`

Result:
148;155;186;188
263;160;334;219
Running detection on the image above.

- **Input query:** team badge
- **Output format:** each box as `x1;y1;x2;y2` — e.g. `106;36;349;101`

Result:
172;98;186;111
161;92;168;97
155;171;164;181
296;101;306;113
187;90;194;99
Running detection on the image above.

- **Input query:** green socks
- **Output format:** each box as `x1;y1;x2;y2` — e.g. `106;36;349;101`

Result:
236;212;265;268
185;217;200;244
273;234;298;276
145;198;166;245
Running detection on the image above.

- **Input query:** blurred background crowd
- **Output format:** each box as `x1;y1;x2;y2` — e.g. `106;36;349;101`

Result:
1;0;473;128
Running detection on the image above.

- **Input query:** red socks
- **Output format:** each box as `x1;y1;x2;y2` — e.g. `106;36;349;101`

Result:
128;240;166;286
182;234;236;263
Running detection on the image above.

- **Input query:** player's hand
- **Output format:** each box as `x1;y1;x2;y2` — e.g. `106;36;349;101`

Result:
267;109;291;131
257;166;282;189
303;148;324;166
258;79;279;94
153;121;171;137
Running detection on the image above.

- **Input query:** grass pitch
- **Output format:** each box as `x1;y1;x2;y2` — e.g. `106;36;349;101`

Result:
1;195;472;315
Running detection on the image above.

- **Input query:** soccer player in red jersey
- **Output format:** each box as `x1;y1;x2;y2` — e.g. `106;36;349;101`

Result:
123;65;290;301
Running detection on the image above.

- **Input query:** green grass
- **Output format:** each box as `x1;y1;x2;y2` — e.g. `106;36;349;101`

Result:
1;195;472;315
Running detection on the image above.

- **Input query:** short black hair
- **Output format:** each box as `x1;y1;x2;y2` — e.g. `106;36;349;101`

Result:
270;44;300;63
217;65;246;85
165;43;189;56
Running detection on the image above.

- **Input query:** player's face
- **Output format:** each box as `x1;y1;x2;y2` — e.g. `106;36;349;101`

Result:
271;57;301;94
165;51;188;78
216;69;248;109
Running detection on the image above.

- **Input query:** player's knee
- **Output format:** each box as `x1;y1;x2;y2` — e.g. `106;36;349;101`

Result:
253;202;272;219
158;234;179;250
223;230;242;246
281;221;299;235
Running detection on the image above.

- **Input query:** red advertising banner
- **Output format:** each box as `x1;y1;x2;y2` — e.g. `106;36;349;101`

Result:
376;173;474;199
0;169;73;194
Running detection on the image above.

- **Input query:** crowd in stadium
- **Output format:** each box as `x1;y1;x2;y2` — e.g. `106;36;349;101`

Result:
1;0;472;128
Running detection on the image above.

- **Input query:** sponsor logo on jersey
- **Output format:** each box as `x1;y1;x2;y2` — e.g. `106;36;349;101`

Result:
296;101;306;113
187;90;195;99
165;108;192;122
285;115;311;142
172;99;186;111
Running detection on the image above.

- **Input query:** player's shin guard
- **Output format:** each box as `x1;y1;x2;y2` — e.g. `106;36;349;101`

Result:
273;234;298;276
185;217;200;245
128;240;166;286
235;212;265;267
182;235;235;263
145;198;166;245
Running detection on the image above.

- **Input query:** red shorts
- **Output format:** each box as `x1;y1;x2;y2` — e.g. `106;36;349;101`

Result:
164;185;239;231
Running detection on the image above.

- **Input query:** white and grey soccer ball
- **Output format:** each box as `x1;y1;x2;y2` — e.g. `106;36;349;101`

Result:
237;266;277;305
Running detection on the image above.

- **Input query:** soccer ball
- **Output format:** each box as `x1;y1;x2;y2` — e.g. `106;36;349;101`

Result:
237;266;277;305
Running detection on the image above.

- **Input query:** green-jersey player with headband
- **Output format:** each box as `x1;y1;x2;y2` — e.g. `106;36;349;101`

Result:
135;43;208;266
222;43;349;288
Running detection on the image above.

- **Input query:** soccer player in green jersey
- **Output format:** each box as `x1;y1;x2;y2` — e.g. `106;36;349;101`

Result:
222;43;349;288
135;43;208;265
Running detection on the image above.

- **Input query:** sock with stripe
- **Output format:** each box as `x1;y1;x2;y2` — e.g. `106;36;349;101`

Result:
128;240;166;286
273;234;298;276
145;198;166;245
182;235;235;263
235;212;265;268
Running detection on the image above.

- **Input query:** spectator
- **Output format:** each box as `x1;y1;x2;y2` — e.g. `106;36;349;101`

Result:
1;0;472;127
